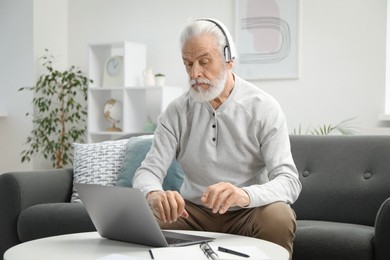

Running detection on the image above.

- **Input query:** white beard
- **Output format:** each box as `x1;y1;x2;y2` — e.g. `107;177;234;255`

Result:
188;70;228;102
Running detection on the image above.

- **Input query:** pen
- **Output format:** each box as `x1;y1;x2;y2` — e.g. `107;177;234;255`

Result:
218;246;250;258
200;242;219;260
148;249;154;259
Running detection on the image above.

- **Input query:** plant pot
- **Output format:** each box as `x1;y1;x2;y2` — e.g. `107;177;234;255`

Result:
155;76;165;86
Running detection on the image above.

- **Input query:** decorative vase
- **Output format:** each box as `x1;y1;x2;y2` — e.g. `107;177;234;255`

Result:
143;67;155;86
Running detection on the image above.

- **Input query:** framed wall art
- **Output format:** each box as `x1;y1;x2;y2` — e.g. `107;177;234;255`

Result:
234;0;300;80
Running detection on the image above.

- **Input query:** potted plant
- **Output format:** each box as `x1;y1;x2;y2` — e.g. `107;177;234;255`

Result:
291;118;358;135
155;73;166;86
19;49;92;168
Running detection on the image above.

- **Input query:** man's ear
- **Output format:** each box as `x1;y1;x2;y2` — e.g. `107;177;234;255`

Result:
226;61;234;69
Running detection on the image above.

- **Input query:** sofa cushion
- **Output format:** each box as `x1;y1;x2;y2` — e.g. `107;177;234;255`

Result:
116;136;184;191
293;220;374;260
17;203;96;242
72;139;129;202
290;135;390;226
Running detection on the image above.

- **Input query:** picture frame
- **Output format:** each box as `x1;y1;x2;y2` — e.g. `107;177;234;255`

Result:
234;0;300;80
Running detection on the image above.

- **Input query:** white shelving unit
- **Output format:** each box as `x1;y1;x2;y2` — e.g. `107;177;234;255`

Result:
87;42;182;143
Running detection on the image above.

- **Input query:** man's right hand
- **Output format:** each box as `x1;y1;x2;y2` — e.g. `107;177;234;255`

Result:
146;190;189;223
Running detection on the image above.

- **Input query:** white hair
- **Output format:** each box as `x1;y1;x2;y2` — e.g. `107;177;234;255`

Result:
180;19;236;60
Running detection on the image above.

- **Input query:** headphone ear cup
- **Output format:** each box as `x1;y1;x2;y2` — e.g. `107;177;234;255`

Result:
224;46;231;62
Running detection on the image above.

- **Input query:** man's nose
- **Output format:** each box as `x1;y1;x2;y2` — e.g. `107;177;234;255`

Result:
189;63;202;79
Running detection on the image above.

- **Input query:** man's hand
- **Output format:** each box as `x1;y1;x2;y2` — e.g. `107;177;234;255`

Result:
201;182;250;214
146;190;189;223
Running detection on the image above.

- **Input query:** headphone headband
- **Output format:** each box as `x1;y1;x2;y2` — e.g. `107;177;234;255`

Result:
196;18;236;62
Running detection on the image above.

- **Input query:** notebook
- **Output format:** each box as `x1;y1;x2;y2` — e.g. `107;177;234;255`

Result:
75;183;214;247
150;244;272;260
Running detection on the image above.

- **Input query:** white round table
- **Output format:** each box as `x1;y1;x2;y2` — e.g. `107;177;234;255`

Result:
4;231;289;260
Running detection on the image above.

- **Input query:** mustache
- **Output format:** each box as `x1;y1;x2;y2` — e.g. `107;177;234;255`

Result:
190;78;212;87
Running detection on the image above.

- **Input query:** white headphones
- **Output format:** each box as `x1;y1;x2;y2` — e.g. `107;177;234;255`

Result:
196;18;237;63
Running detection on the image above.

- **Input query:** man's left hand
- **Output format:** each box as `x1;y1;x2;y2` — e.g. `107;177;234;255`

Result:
201;182;250;214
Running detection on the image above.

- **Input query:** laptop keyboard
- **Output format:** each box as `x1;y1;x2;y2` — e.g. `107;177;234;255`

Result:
165;236;191;245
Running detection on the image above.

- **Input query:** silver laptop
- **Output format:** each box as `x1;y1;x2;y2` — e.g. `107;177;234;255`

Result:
75;183;214;247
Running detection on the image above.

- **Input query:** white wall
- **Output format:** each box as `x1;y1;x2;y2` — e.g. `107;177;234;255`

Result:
34;0;68;71
0;0;68;173
0;0;388;173
67;0;388;132
0;0;34;172
260;0;388;133
67;0;236;88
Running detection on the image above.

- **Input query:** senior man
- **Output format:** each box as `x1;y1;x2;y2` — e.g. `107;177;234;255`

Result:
133;18;302;256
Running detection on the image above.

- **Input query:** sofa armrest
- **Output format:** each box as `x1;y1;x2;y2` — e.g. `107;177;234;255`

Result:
1;168;74;208
375;197;390;260
0;168;73;257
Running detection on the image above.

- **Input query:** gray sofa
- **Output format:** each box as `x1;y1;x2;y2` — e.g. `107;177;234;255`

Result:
1;135;390;260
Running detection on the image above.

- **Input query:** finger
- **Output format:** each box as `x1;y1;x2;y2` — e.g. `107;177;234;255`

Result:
219;192;234;214
165;191;187;222
156;199;167;223
166;192;178;222
175;193;187;220
201;190;210;205
181;209;189;218
164;191;178;223
170;201;178;222
159;192;174;223
213;189;231;213
201;182;221;206
206;183;227;210
202;186;218;208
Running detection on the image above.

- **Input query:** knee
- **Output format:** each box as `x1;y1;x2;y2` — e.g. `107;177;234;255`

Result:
262;202;295;226
251;202;296;257
255;202;296;235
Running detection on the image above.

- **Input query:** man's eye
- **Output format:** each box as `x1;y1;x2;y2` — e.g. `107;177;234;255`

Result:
200;59;210;65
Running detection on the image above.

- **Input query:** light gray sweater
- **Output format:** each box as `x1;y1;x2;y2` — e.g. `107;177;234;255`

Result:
133;75;301;208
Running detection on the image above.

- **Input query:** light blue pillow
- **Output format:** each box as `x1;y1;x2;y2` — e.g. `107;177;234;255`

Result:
116;136;184;191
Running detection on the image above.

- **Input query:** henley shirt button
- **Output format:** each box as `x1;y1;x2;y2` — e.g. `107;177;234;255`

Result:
212;137;216;141
213;113;215;116
212;124;216;128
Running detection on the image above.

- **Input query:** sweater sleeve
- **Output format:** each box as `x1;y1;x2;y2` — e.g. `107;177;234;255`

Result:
132;114;179;197
242;106;302;207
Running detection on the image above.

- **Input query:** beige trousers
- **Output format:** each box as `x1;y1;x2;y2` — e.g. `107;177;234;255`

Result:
159;200;297;258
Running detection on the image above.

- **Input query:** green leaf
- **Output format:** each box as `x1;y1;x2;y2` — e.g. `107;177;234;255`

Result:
291;118;358;136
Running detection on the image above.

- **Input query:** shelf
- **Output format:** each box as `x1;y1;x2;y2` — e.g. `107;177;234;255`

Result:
87;41;183;143
0;111;7;117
